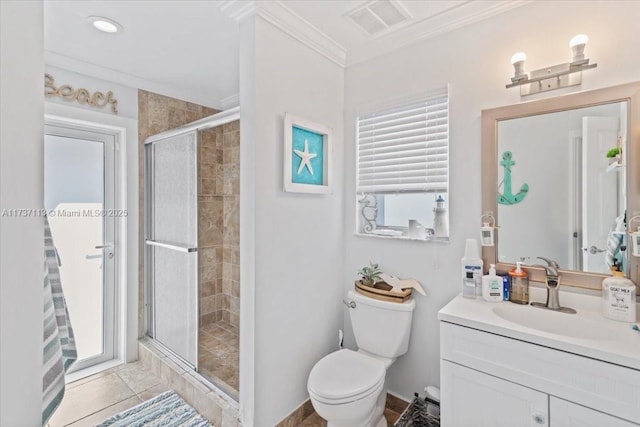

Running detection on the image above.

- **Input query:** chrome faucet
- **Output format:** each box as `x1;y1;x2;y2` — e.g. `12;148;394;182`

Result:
531;257;576;314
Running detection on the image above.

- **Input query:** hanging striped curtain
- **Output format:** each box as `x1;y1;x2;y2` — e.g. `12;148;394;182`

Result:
42;215;77;426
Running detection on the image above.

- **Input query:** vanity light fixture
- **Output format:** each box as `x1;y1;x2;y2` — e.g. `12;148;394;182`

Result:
88;16;123;34
506;34;597;96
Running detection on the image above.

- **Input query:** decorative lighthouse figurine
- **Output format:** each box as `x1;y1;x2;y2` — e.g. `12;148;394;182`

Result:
433;195;449;238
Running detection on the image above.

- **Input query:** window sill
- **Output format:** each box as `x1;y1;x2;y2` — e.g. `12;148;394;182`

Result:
354;232;449;243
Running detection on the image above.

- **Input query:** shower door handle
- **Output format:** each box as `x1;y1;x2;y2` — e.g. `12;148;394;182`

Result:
145;239;198;253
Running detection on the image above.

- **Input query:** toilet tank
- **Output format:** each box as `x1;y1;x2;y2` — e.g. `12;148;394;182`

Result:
348;290;416;359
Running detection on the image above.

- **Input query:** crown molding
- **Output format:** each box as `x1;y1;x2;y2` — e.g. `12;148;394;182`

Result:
45;50;224;110
218;1;347;67
347;0;533;66
217;0;255;23
256;1;347;67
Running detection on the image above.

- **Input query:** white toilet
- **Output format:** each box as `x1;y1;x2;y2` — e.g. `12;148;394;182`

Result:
307;290;416;427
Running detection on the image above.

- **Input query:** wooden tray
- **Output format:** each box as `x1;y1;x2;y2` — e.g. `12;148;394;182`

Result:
354;280;412;303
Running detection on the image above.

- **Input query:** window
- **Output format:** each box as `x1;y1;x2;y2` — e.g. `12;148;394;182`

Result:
356;89;449;240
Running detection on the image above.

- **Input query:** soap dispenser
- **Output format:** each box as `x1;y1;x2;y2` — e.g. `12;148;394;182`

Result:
509;261;529;305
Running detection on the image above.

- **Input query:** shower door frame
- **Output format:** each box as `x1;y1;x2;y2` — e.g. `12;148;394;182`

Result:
145;130;200;370
144;107;241;376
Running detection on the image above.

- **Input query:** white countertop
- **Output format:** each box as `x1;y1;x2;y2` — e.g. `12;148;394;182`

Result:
438;286;640;371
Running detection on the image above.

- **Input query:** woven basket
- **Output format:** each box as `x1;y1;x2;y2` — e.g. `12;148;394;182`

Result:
354;280;412;303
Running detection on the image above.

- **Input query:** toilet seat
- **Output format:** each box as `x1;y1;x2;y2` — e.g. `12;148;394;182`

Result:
308;349;385;405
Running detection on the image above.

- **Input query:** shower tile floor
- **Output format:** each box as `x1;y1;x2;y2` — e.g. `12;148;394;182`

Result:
198;320;239;400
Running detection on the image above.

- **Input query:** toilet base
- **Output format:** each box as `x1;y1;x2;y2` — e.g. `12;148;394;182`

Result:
323;386;387;427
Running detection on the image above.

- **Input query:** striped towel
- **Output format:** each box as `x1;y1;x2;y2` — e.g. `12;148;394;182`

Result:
42;215;77;426
605;214;626;270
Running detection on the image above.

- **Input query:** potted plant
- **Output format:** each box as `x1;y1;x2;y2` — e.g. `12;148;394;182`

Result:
357;262;382;287
607;147;622;164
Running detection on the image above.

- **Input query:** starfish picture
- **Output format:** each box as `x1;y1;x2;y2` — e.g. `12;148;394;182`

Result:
293;139;317;175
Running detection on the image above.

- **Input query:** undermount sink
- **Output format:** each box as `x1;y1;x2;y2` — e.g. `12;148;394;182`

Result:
492;304;614;341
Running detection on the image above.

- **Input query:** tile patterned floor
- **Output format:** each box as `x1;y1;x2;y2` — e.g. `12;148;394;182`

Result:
48;362;169;427
301;407;402;426
198;320;239;400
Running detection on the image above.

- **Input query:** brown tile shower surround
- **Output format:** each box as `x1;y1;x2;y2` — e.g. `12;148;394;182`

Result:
198;120;241;329
138;91;240;399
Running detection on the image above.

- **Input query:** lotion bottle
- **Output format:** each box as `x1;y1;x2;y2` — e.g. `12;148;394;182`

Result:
482;264;503;302
602;269;637;322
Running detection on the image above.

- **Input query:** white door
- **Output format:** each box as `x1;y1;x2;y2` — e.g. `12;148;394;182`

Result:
441;360;548;427
44;122;117;372
582;116;620;273
550;397;637;427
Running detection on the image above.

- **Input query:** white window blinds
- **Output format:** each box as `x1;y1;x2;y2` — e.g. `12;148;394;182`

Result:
356;90;449;194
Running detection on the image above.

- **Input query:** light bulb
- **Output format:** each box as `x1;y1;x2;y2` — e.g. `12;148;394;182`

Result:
510;52;527;65
569;34;588;48
569;34;589;64
510;52;527;82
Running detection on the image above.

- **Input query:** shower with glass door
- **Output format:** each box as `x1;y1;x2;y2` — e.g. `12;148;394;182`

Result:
144;108;240;399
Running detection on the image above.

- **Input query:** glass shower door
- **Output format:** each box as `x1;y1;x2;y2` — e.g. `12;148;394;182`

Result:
145;131;198;369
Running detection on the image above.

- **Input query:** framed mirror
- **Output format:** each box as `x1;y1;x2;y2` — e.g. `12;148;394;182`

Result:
482;81;640;290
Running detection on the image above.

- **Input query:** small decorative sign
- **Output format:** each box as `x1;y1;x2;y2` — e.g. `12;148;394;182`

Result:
44;73;118;114
283;113;332;194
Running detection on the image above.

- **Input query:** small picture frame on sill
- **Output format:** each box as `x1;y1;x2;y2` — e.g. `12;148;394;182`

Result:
284;113;332;194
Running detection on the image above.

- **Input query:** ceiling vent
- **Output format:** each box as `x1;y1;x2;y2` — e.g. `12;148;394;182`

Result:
347;0;412;37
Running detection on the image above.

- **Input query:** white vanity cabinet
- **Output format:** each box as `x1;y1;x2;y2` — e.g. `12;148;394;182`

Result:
441;360;549;426
439;321;640;427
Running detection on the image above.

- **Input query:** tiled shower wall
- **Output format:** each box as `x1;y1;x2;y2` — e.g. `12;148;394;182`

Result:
199;121;240;328
137;90;220;337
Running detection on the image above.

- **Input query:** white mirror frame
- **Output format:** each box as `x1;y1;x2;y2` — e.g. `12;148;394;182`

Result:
482;81;640;290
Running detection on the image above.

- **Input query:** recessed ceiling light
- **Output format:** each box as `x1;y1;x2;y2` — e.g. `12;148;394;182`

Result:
87;16;123;34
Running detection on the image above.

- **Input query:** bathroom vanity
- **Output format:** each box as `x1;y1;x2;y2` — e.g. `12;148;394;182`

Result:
438;287;640;426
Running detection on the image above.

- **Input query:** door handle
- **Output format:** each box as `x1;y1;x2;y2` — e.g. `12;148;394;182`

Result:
588;245;606;254
95;243;114;259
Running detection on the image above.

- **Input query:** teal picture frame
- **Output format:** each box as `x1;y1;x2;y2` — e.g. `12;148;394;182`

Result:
284;113;332;194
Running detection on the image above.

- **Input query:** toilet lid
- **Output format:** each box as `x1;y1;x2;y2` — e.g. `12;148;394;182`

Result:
308;349;385;403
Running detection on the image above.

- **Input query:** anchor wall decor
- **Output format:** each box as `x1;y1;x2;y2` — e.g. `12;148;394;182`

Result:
497;151;528;205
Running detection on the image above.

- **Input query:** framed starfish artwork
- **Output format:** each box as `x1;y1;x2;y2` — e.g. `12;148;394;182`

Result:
283;113;332;194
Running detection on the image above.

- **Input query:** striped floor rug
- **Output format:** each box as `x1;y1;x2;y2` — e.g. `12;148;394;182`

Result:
96;391;212;427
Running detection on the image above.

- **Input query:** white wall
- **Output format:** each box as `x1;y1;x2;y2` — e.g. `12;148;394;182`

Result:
0;2;44;425
343;0;640;401
45;65;139;119
241;15;345;426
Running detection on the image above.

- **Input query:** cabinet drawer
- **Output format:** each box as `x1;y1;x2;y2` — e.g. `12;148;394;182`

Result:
550;397;639;427
440;322;640;424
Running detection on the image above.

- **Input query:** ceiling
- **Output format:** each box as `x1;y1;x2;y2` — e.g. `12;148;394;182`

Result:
44;0;529;109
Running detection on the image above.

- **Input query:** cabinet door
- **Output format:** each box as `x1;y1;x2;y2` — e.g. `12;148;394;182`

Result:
550;397;638;427
441;360;548;427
